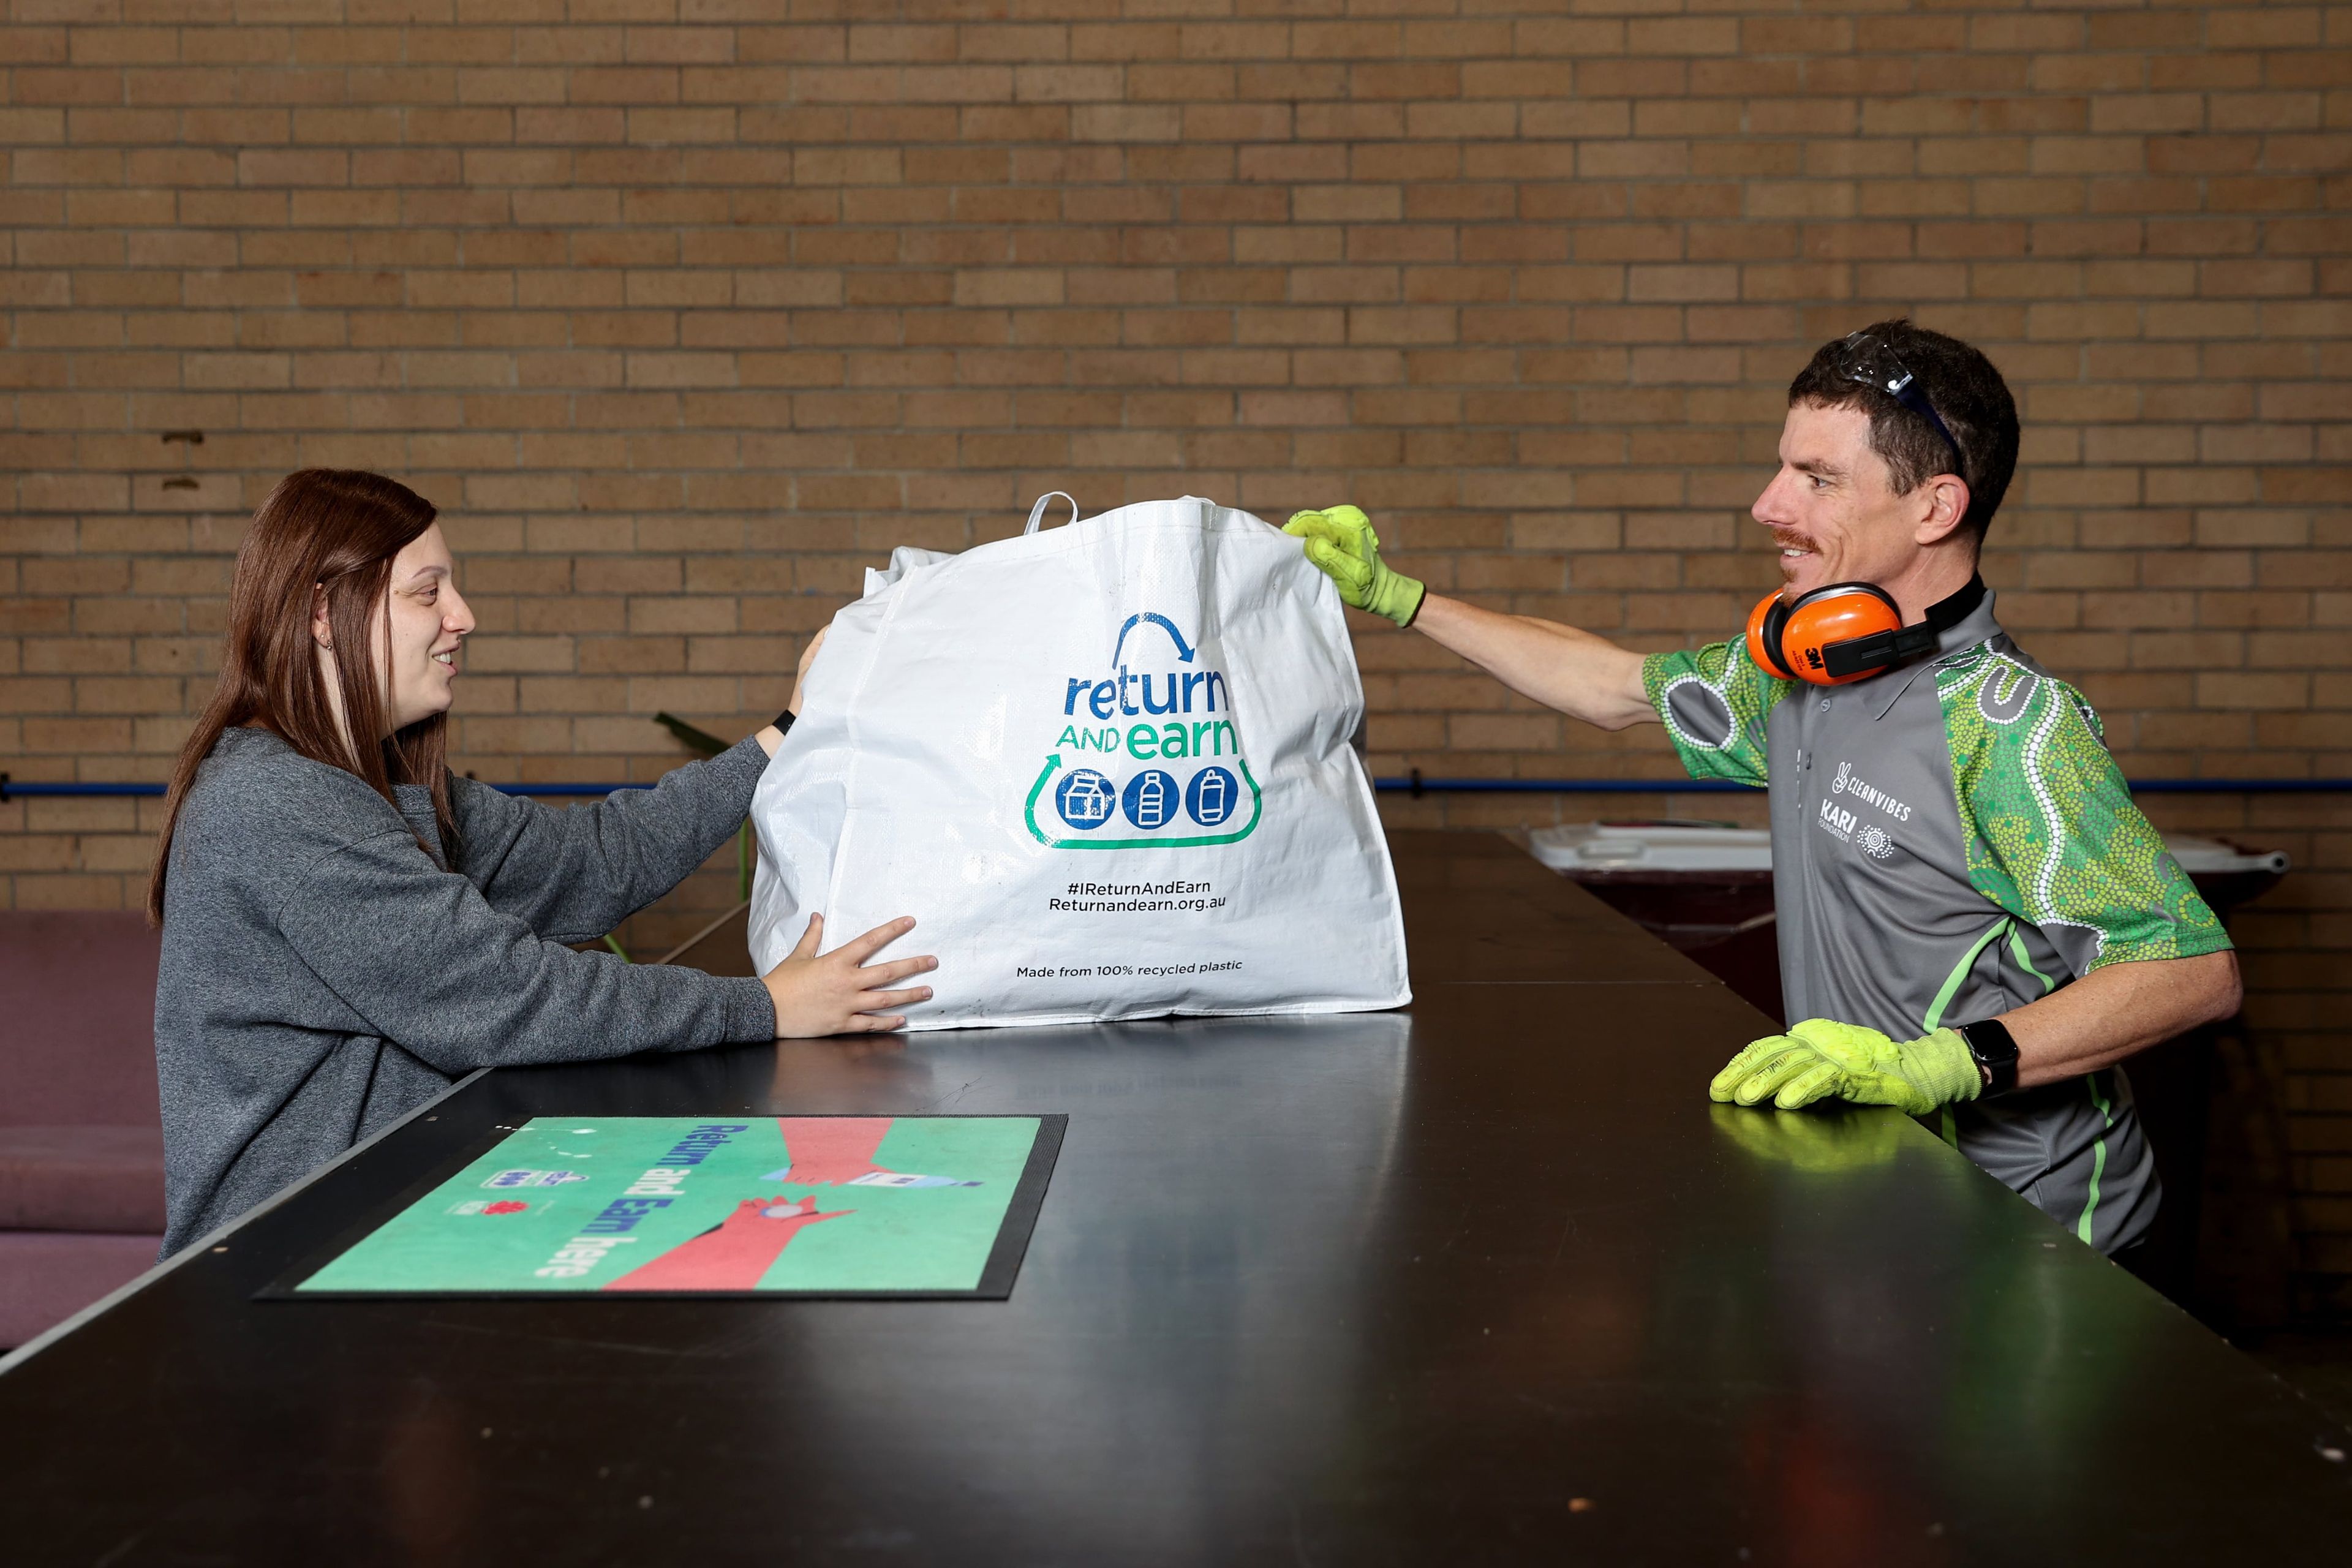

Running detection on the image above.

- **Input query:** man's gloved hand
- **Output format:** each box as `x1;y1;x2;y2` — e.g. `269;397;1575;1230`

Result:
1283;505;1427;628
1708;1018;1981;1117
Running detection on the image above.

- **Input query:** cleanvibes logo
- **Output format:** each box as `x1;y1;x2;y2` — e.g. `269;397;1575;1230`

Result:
1025;610;1262;850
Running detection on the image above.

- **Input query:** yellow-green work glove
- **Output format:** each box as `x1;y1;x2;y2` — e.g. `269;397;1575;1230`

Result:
1284;505;1427;629
1708;1018;1982;1117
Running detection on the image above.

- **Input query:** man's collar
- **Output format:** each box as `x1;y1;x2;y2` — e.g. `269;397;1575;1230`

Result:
1935;586;2001;659
1863;587;2002;718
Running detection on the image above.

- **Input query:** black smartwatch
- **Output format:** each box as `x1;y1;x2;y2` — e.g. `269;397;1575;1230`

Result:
769;709;797;737
1959;1017;2021;1099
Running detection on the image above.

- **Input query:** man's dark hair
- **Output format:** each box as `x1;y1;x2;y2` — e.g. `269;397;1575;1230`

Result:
1787;318;2020;545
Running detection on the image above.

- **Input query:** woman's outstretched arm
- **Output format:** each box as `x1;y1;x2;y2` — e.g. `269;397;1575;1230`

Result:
454;633;819;943
452;734;769;946
276;826;777;1071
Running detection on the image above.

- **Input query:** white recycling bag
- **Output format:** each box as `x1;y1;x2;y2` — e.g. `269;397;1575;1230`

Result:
748;494;1411;1029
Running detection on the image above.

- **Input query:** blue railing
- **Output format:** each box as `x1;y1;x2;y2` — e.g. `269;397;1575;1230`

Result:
4;775;2348;800
1372;774;2352;796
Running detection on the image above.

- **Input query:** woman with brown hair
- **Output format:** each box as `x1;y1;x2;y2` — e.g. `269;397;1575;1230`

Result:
151;469;933;1253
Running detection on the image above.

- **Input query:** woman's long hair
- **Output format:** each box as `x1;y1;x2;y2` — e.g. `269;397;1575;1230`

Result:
149;469;458;922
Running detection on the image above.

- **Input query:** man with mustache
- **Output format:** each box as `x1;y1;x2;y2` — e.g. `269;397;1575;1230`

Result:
1286;320;2241;1258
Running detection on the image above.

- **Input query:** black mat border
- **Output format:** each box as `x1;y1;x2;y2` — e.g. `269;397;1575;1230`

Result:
256;1112;1067;1303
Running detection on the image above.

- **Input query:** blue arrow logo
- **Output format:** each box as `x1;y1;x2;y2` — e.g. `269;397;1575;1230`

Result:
1110;612;1194;668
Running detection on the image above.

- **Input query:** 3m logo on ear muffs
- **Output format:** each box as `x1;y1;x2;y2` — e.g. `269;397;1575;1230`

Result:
1747;582;1939;687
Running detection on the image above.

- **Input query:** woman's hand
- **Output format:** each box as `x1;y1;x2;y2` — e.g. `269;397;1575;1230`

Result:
761;913;936;1036
788;624;828;717
758;625;831;758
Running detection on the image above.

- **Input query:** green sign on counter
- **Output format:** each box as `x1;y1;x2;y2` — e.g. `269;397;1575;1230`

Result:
269;1114;1063;1300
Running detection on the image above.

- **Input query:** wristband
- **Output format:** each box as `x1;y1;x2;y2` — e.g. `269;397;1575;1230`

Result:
770;710;796;738
1959;1017;2021;1099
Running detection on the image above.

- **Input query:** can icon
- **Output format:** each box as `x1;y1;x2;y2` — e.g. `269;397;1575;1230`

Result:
1186;766;1238;827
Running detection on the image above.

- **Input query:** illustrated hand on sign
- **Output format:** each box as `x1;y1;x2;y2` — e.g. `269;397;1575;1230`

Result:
1708;1018;1981;1117
1284;505;1428;629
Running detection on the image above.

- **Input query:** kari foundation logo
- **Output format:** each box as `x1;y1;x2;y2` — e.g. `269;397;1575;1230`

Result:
1819;797;1899;861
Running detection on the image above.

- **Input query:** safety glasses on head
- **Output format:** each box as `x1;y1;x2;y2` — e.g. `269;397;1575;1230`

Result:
1836;331;1967;481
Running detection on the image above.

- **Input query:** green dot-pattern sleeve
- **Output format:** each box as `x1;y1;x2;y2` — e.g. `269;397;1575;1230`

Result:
1936;647;2231;976
1642;640;1791;788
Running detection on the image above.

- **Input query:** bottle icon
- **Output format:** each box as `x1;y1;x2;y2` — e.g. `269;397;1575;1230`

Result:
1123;769;1177;830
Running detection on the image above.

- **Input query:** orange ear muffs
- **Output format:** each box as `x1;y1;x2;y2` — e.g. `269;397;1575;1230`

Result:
1747;582;1927;686
1746;590;1793;679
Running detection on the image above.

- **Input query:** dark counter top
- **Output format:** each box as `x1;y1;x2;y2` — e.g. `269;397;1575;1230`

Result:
3;830;2346;1565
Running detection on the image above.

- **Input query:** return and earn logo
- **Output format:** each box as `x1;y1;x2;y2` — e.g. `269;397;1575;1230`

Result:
1025;611;1263;851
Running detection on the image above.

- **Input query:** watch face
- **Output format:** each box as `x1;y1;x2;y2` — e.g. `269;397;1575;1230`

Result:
1965;1022;2018;1063
1962;1022;2020;1098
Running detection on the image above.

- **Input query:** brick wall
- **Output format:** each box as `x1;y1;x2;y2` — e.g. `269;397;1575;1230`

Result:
1;0;2346;1313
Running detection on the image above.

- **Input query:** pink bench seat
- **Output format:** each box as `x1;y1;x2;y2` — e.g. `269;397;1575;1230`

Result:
0;911;167;1350
0;1125;168;1234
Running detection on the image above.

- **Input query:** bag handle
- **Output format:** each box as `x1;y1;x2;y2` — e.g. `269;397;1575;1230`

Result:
1024;492;1079;535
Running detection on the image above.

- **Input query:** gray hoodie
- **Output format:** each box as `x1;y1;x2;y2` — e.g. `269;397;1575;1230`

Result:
154;725;778;1253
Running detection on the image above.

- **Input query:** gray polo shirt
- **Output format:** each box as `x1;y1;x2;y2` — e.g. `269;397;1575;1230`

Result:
1643;592;2230;1253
